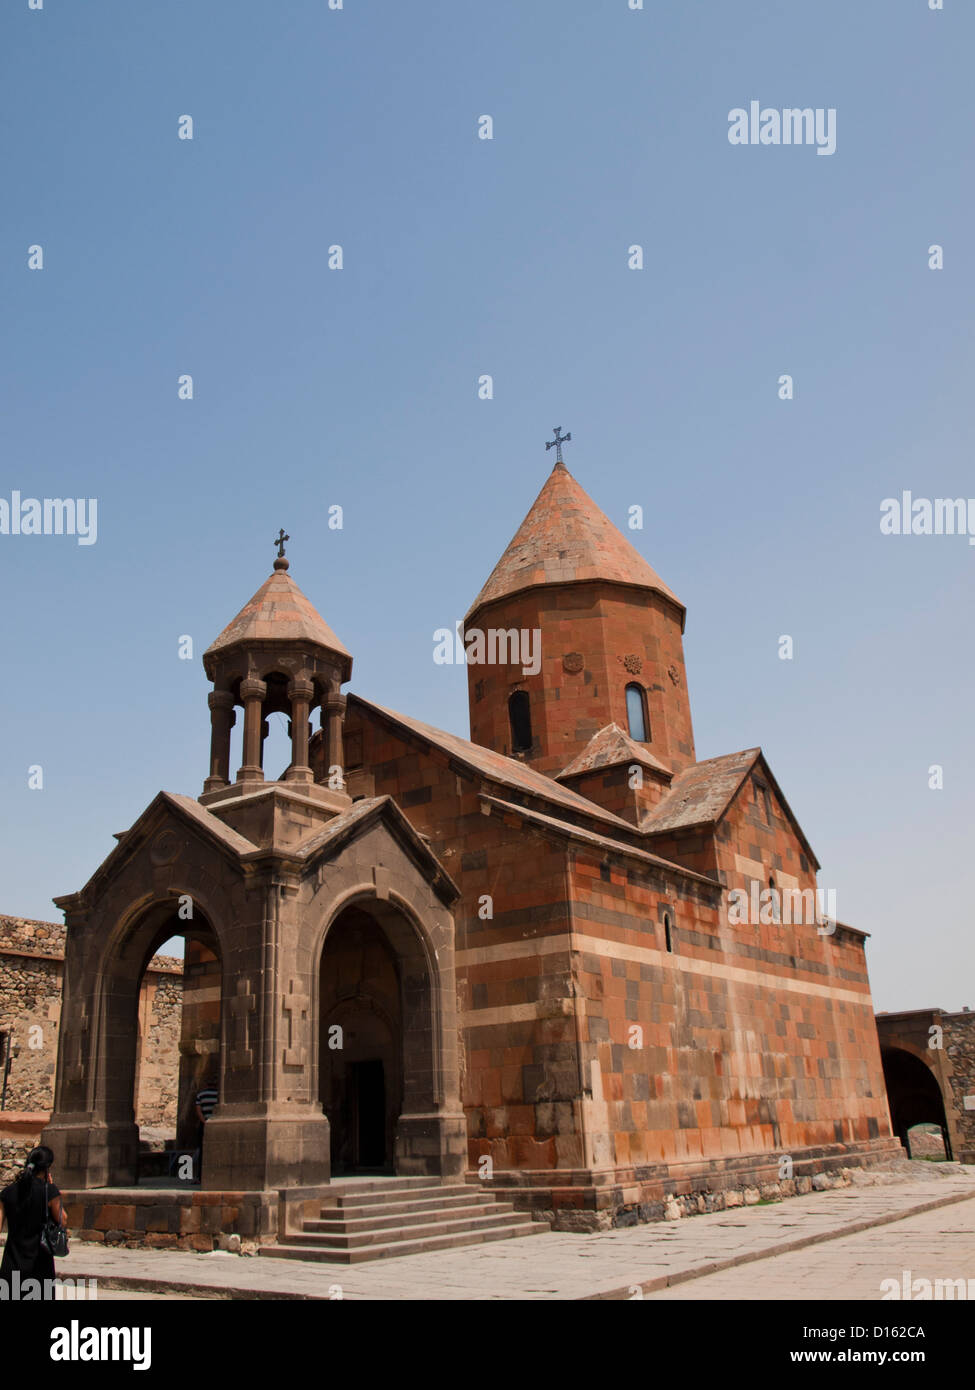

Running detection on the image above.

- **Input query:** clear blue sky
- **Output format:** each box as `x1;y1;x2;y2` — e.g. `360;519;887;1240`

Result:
2;1;972;1011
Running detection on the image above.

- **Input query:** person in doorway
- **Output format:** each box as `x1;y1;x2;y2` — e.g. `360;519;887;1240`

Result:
193;1076;219;1180
0;1145;66;1298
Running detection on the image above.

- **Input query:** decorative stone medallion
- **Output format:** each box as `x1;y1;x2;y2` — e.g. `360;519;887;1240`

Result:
150;830;181;866
562;652;584;674
622;654;643;675
668;663;681;686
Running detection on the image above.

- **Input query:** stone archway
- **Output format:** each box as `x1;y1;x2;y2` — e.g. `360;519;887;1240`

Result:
881;1046;953;1160
317;896;449;1177
73;897;223;1188
319;910;402;1172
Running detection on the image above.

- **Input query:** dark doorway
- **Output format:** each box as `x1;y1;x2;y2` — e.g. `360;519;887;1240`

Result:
881;1046;953;1161
351;1060;386;1168
319;907;403;1174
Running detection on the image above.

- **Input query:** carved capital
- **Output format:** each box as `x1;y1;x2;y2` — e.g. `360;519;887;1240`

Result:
240;678;267;702
208;689;236;712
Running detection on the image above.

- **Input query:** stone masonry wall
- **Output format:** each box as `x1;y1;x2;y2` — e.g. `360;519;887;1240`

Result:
0;915;183;1183
943;1011;975;1164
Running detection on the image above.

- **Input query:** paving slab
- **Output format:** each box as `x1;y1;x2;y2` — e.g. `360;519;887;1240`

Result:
54;1168;975;1301
646;1198;975;1299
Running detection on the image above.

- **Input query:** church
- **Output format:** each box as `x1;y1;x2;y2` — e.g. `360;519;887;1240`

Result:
43;445;898;1244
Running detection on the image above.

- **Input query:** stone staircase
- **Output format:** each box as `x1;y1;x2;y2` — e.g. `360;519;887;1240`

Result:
259;1177;548;1264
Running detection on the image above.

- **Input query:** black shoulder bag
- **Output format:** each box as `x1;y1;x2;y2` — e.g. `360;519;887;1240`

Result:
40;1202;69;1258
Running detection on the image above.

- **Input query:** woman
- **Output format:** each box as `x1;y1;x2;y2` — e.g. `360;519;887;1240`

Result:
0;1144;65;1296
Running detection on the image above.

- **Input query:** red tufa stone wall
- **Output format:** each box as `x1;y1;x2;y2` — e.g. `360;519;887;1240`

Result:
318;702;892;1191
560;759;672;826
714;769;819;897
566;842;891;1171
466;582;695;778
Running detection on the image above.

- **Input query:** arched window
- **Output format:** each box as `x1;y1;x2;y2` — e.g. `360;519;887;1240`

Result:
625;684;648;742
663;912;673;953
509;690;532;753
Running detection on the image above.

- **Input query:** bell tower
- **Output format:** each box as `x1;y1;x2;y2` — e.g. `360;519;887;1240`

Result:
465;443;695;778
199;533;354;845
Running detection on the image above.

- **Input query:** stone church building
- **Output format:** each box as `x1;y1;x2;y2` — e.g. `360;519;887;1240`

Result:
43;454;900;1241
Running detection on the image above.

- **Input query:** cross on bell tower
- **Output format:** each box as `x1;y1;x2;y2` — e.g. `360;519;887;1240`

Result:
201;544;353;800
545;426;572;465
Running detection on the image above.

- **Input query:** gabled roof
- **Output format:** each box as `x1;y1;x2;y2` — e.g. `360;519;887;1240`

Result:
204;564;351;671
466;462;684;622
349;695;643;839
54;791;459;912
642;749;761;834
295;795;459;906
557;724;673;782
54;791;259;910
641;747;820;871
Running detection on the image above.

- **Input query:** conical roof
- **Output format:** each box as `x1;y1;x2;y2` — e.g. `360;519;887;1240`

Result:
204;561;351;671
466;461;683;621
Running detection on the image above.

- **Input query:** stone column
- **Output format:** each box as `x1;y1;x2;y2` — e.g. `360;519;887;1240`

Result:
204;690;236;793
236;678;267;783
325;690;347;790
285;678;315;786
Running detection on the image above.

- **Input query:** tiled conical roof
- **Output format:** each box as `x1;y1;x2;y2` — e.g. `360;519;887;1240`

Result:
204;562;351;666
466;461;683;620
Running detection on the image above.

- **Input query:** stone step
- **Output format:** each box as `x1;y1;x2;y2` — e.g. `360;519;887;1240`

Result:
292;1209;525;1249
260;1218;546;1264
326;1181;472;1207
324;1188;496;1220
323;1176;444;1197
308;1200;513;1237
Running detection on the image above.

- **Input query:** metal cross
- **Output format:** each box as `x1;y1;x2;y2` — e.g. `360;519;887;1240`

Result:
274;528;290;559
545;426;572;464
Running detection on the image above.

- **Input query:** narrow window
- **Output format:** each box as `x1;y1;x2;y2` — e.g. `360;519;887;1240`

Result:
663;912;673;953
768;876;780;923
625;684;648;742
509;690;532;753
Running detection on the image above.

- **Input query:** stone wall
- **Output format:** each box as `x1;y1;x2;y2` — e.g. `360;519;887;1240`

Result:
0;918;64;1113
134;970;183;1129
942;1011;975;1164
0;914;184;1183
876;1007;975;1166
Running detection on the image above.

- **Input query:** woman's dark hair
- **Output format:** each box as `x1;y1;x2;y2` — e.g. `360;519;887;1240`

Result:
16;1144;54;1212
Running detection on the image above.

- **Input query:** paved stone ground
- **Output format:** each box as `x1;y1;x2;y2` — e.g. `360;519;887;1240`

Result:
647;1198;975;1300
52;1167;975;1301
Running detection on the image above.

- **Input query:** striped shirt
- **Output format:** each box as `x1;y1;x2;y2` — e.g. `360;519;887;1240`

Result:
195;1088;218;1120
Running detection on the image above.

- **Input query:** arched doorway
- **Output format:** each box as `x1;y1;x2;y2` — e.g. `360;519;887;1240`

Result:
318;899;439;1175
99;899;223;1186
881;1046;953;1160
